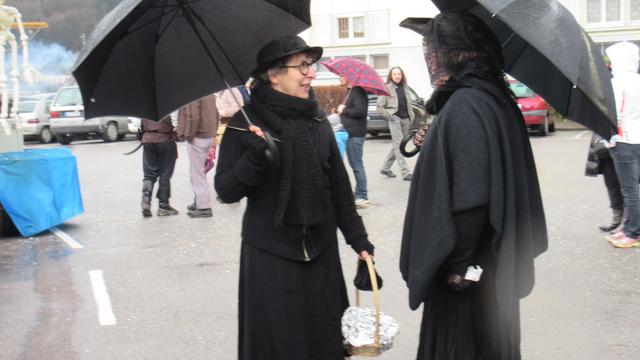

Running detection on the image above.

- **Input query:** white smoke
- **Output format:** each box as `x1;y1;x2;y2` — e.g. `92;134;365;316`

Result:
7;40;77;95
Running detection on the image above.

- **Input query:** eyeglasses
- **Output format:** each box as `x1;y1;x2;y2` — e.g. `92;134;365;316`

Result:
279;61;319;75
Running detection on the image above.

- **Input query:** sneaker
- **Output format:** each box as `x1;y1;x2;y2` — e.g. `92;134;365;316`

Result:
403;173;413;181
606;230;626;242
380;169;396;178
355;198;370;209
610;235;640;248
187;208;213;218
157;206;179;216
142;208;152;218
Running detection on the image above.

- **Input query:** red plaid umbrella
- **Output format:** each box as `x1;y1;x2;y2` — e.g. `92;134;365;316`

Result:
321;57;390;96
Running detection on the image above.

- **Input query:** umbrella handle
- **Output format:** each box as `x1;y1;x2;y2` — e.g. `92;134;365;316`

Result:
400;132;420;158
264;131;279;166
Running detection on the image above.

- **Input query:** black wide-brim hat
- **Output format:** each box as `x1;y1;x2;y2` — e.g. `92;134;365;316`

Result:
252;35;323;76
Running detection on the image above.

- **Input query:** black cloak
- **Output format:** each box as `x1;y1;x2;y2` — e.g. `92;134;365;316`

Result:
400;78;548;321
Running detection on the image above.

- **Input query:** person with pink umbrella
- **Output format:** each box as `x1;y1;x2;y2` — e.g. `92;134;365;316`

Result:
322;57;390;208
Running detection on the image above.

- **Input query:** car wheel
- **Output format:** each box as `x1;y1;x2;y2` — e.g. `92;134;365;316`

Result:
58;134;73;145
548;117;556;133
102;122;119;142
368;131;380;137
39;127;54;144
539;116;548;137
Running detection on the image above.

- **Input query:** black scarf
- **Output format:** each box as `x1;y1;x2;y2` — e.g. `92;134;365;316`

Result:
250;84;325;227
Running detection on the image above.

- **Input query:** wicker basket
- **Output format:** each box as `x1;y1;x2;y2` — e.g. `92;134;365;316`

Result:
346;256;383;357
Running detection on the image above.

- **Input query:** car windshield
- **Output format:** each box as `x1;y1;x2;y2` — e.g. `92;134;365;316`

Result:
53;88;82;107
18;101;37;112
509;82;536;98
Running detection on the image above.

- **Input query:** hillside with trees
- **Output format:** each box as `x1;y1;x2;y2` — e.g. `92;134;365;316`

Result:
12;0;123;51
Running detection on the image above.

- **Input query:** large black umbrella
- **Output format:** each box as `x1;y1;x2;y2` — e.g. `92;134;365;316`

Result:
72;0;310;122
403;0;617;139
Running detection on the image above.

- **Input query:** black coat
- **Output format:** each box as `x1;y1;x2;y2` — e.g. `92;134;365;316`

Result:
214;88;373;261
340;86;368;137
400;78;548;323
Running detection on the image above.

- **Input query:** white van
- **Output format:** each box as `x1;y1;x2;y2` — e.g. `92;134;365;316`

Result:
49;86;135;145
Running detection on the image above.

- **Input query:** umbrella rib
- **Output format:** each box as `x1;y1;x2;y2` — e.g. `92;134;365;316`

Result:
181;4;243;80
126;6;179;37
156;6;181;42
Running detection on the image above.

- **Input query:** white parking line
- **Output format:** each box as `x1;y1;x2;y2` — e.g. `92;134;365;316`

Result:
89;270;117;326
50;227;84;249
572;130;589;139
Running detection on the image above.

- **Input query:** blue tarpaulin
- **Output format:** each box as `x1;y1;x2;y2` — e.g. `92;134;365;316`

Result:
0;147;84;236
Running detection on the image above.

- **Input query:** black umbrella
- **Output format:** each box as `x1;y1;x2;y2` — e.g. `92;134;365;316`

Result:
403;0;617;139
72;0;310;122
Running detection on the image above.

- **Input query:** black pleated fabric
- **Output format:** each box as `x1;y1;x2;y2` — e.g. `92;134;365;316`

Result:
238;242;349;360
417;249;521;360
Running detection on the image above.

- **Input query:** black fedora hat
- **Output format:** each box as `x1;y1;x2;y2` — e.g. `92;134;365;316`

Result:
252;35;323;76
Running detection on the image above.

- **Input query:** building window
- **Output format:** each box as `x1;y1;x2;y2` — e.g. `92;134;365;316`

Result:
607;0;621;21
353;17;365;38
336;16;366;40
632;0;640;20
371;54;389;70
338;17;349;39
587;0;622;23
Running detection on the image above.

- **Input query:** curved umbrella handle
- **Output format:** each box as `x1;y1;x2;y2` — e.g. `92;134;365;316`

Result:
400;132;420;158
263;131;280;166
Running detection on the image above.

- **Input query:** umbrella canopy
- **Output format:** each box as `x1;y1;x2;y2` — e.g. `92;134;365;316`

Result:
405;0;616;139
72;0;311;121
321;57;390;96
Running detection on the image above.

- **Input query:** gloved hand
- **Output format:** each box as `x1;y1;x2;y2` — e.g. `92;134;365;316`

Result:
244;128;268;161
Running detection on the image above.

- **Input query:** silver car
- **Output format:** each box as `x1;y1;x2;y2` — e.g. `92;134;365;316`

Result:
49;85;133;145
18;97;54;143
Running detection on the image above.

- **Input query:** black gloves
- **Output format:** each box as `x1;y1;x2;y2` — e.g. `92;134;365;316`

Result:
244;133;268;162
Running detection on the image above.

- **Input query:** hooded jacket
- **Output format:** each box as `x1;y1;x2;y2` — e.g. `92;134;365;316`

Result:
607;41;640;144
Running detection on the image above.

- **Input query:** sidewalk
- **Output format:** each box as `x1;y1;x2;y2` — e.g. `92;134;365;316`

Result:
554;118;586;131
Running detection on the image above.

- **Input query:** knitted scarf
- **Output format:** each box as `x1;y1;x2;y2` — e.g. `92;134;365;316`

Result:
250;84;324;227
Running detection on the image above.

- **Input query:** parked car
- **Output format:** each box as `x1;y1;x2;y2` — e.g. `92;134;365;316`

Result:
509;81;555;136
18;97;55;143
366;87;429;137
49;85;134;145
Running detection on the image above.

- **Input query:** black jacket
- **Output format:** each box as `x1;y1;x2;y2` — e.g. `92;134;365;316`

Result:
585;133;612;176
400;78;548;317
215;89;373;261
340;86;368;137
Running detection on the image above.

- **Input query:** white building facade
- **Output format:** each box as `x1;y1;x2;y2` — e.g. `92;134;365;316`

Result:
301;0;440;98
301;1;640;98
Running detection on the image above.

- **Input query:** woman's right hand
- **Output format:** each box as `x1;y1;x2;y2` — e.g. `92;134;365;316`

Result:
245;125;268;160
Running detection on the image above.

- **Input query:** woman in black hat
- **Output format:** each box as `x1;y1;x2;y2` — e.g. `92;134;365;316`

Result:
399;11;548;360
214;35;373;360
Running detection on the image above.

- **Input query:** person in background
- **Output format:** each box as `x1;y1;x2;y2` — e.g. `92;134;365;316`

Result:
140;116;178;217
377;66;415;181
584;133;624;232
214;35;373;359
337;75;369;208
399;11;548;359
177;94;219;218
606;41;640;248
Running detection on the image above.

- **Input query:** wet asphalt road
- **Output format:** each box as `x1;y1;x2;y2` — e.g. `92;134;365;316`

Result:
1;130;639;360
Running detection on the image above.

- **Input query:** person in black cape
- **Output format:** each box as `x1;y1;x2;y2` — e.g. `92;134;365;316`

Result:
398;11;548;360
214;35;374;360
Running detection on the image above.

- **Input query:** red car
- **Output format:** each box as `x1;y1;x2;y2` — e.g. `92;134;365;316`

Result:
509;81;555;136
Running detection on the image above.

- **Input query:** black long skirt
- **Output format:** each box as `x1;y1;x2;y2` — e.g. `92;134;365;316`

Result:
417;259;521;360
238;241;349;360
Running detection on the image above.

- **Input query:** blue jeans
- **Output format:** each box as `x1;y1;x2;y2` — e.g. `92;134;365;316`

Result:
612;142;640;237
347;136;367;199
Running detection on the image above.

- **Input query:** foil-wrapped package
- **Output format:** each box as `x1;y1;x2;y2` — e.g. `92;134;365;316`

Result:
342;306;399;352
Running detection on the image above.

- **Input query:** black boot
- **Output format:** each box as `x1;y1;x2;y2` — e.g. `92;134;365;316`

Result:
600;208;623;232
157;186;178;216
141;180;154;217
